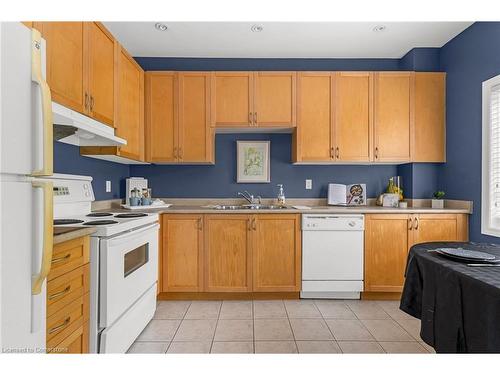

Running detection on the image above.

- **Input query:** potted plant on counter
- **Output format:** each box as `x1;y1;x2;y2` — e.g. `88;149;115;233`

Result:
432;190;445;209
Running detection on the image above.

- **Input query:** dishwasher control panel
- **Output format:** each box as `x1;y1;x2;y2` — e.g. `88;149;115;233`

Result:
302;214;364;231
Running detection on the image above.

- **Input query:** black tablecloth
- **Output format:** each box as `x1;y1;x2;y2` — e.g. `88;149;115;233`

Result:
400;242;500;353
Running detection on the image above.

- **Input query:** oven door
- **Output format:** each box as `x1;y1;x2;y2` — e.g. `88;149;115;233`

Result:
99;222;159;328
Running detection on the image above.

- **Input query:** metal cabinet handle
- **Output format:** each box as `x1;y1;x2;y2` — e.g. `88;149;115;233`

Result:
85;93;89;111
414;217;419;230
48;286;71;301
31;29;53;177
336;147;339;159
31;181;53;295
90;96;94;111
249;112;253;125
197;218;203;230
252;218;257;231
253;112;257;126
375;147;379;159
51;253;71;264
247;219;252;231
48;317;70;334
408;217;413;230
330;147;334;159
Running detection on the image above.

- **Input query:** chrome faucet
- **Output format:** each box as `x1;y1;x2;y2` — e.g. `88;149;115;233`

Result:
238;191;262;205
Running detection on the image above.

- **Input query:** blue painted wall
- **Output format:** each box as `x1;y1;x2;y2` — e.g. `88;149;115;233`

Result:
131;134;397;199
134;57;401;71
399;48;441;72
53;142;130;200
438;22;500;243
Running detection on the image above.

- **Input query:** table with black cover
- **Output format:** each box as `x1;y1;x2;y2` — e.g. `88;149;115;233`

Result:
400;242;500;353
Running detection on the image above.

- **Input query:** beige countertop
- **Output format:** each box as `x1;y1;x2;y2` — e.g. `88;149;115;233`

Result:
53;227;96;245
92;198;472;215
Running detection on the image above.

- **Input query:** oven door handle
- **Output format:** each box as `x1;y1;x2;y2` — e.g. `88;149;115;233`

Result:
105;222;159;246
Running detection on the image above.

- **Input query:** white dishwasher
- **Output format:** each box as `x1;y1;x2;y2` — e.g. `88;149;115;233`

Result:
301;214;364;299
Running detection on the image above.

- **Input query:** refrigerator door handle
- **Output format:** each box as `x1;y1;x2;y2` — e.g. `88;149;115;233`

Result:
31;180;53;295
31;28;53;177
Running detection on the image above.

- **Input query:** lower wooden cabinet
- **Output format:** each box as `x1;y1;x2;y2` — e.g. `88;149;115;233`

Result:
159;213;301;294
253;214;301;292
364;213;468;293
47;236;90;354
204;215;252;292
161;214;204;292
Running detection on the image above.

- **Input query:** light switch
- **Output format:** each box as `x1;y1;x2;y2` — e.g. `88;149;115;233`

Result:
305;179;312;190
106;180;111;193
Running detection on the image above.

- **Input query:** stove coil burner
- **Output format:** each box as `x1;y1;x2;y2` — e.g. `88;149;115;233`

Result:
86;212;113;217
83;220;119;226
54;219;85;225
114;213;148;218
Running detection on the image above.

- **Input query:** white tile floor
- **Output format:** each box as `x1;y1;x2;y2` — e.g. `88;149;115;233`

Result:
127;299;435;354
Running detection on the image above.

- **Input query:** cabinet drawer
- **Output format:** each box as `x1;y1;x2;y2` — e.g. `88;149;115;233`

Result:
47;264;90;318
47;292;89;350
49;236;90;281
48;322;89;354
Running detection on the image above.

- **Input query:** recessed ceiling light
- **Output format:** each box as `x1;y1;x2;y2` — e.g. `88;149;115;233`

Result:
251;24;263;33
372;25;387;33
155;23;168;32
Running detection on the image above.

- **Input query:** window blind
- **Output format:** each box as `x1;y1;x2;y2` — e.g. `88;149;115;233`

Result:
491;84;500;217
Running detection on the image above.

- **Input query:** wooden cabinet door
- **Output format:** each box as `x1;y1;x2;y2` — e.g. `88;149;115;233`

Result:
334;72;373;162
412;214;468;246
374;72;413;162
86;22;115;126
254;72;296;127
364;214;411;292
115;46;144;161
204;215;252;292
413;72;446;162
294;73;333;162
162;215;204;292
40;22;86;113
145;72;178;162
178;73;214;163
253;214;301;292
211;72;253;127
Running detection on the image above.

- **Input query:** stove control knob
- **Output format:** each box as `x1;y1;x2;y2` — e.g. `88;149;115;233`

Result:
84;184;89;190
348;221;356;227
85;191;90;197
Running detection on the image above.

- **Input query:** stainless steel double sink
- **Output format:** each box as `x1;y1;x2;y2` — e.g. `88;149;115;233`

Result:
213;204;289;210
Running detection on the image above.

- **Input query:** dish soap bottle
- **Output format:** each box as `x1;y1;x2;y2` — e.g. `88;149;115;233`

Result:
277;184;286;206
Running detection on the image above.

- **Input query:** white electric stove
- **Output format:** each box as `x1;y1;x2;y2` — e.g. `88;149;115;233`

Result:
48;174;159;353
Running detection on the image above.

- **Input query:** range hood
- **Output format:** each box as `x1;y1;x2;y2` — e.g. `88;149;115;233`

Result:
52;102;126;146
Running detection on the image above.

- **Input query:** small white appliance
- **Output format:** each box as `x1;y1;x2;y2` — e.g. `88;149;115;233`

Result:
126;177;148;203
1;22;52;352
50;174;159;353
301;214;364;299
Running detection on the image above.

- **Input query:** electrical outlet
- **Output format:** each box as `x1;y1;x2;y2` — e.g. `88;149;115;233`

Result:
305;179;312;190
106;181;111;193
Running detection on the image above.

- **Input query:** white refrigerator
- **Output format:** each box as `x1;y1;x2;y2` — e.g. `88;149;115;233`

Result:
0;22;53;353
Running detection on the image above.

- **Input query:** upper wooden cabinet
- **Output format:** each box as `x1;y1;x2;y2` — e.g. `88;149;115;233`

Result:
211;72;296;128
254;72;296;126
211;72;253;127
145;72;177;163
373;72;414;163
37;22;116;126
413;72;446;162
252;214;301;292
364;213;468;293
39;22;86;114
178;73;214;163
334;72;373;162
114;46;144;161
293;72;333;162
145;72;214;164
86;22;116;126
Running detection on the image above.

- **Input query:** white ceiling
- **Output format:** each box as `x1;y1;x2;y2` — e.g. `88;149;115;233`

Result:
103;22;472;58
